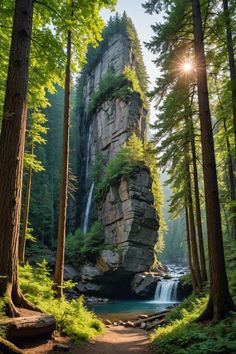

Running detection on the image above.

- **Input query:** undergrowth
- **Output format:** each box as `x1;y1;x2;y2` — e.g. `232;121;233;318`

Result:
65;221;106;265
19;261;104;342
151;294;236;353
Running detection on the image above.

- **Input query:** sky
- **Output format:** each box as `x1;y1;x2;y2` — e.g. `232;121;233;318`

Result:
101;0;163;124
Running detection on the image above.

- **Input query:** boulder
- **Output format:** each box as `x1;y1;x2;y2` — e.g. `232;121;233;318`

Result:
80;264;103;282
64;264;80;281
97;250;120;272
76;281;113;297
131;272;160;298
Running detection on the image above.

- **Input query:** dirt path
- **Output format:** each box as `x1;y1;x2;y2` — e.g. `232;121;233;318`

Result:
20;326;154;354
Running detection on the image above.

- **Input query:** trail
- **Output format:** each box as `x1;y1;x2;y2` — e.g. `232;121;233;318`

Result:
23;326;153;354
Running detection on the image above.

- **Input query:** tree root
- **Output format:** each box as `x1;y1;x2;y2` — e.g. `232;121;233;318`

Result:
13;289;43;314
4;284;43;318
196;295;236;323
0;337;25;354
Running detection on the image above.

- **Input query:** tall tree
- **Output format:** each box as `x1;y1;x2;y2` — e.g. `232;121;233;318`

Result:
190;120;207;281
191;0;236;321
222;0;236;155
53;0;116;298
185;199;197;292
19;110;47;264
0;0;40;316
54;28;72;298
184;126;202;290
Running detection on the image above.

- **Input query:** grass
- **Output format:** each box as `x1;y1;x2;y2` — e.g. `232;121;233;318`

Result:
19;261;104;343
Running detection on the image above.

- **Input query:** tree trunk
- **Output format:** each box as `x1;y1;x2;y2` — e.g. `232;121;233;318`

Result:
53;29;72;298
222;0;236;155
191;0;236;321
185;152;202;290
19;144;33;265
185;201;197;292
222;117;236;239
190;129;207;281
0;0;40;317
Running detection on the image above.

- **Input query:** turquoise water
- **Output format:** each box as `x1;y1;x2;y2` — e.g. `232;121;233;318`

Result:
88;300;177;315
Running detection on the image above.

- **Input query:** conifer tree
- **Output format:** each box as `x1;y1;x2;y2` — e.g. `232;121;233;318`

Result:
0;0;40;316
191;0;236;321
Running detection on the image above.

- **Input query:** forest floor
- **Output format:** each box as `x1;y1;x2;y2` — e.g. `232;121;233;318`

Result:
17;325;153;354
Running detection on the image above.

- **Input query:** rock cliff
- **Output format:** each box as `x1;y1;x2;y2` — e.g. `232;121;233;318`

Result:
72;17;159;297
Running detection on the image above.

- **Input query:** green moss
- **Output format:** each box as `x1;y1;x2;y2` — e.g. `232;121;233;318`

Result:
95;134;145;201
87;70;129;117
87;65;148;118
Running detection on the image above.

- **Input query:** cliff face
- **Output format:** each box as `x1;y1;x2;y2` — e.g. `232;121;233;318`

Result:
74;28;159;297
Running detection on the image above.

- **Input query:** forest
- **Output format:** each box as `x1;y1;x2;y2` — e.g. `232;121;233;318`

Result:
0;0;236;353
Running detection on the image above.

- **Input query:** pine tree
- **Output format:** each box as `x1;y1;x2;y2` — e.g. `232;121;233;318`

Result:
191;0;236;321
0;0;40;316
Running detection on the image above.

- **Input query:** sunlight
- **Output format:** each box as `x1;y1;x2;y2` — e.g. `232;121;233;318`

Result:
182;61;193;72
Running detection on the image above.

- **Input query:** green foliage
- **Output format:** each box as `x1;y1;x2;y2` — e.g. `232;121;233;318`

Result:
91;152;105;184
87;64;148;117
225;240;236;301
82;13;148;92
87;70;129;116
95;134;145;200
19;261;104;342
151;294;236;354
123;65;146;103
65;222;104;265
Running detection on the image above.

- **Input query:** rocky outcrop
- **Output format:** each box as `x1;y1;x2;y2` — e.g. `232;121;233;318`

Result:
72;27;159;297
131;273;160;298
98;168;158;275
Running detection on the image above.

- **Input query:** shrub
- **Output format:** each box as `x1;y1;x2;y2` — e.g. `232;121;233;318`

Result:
19;262;104;342
151;294;236;354
87;70;129;116
65;222;104;265
95;134;145;201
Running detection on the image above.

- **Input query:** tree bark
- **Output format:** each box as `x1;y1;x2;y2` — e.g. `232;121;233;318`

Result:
0;0;40;317
190;129;207;281
19;144;33;265
185;201;197;292
185;151;202;291
222;117;236;239
53;29;72;298
222;0;236;156
191;0;236;321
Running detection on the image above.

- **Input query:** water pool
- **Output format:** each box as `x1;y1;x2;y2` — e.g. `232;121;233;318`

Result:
87;299;178;320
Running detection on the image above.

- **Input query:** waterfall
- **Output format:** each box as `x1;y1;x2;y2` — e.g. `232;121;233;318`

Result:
154;280;179;303
83;183;94;234
85;125;92;182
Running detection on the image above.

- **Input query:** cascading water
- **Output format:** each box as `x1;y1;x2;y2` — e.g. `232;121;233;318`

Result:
154;279;179;303
83;182;94;234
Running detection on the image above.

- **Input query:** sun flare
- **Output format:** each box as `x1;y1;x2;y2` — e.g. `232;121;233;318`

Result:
182;62;193;72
